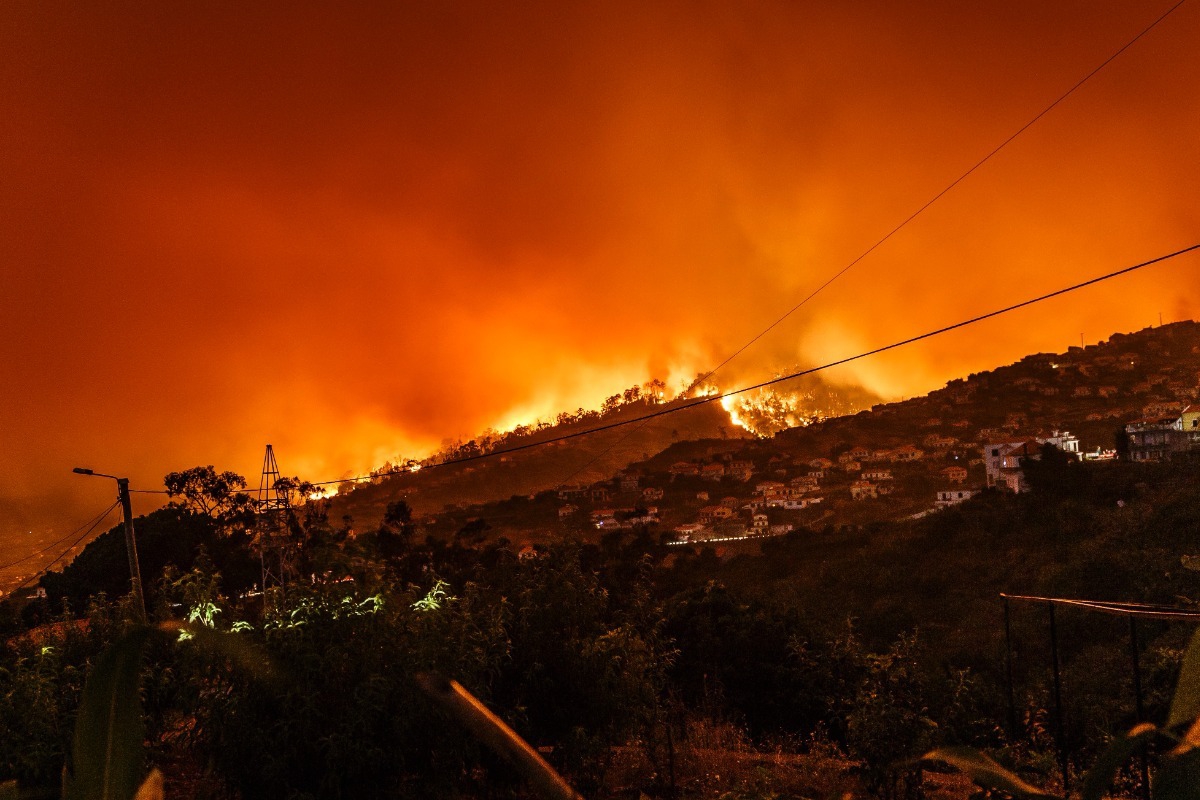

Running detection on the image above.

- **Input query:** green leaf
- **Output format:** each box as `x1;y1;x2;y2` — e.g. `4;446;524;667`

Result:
160;621;275;681
64;626;153;800
1081;722;1156;800
1169;627;1200;729
921;746;1057;799
1154;746;1200;800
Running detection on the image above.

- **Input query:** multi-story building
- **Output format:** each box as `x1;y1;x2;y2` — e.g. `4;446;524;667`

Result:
1182;406;1200;447
1125;415;1187;462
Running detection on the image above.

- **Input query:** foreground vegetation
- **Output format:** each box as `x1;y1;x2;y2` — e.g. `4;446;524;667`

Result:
3;456;1200;798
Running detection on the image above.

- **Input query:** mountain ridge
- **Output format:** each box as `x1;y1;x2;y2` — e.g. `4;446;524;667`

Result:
334;319;1199;544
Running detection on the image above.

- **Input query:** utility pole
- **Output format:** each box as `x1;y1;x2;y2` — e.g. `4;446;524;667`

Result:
116;478;147;620
73;468;147;621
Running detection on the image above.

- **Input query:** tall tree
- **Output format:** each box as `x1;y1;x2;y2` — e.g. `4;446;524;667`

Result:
164;466;252;519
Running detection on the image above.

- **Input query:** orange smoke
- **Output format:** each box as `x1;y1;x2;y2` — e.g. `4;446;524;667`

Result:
1;1;1198;539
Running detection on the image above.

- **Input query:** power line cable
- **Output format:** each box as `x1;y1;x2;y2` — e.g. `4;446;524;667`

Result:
554;0;1191;488
1;502;121;597
713;243;1198;399
290;241;1197;489
121;4;1193;501
1002;593;1200;620
554;422;653;490
685;0;1189;394
0;502;121;571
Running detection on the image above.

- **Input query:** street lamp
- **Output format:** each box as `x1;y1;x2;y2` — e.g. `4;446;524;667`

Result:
72;467;147;620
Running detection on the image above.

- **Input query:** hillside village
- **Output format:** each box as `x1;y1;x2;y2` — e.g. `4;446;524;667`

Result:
389;320;1200;547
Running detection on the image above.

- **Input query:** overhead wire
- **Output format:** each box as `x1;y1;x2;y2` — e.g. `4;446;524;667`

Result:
37;4;1194;582
0;502;121;571
0;501;121;597
685;0;1190;394
1001;593;1200;620
551;0;1191;488
286;241;1198;490
119;1;1190;501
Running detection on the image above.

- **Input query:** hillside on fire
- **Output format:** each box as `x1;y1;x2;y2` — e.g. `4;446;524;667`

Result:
4;321;1200;798
327;320;1200;546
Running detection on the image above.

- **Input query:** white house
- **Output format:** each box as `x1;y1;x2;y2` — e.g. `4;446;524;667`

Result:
673;522;706;542
936;489;978;508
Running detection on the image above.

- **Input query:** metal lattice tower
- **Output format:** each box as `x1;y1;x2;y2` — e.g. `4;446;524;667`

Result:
254;444;297;600
257;444;288;511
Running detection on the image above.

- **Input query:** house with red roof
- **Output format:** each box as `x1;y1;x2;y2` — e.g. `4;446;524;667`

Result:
891;445;925;462
941;465;968;484
850;480;877;500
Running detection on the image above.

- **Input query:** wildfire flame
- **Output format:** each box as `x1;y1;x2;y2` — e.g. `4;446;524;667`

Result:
720;384;875;437
720;395;749;433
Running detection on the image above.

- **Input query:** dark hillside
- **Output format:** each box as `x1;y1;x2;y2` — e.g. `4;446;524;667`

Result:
313;321;1200;546
653;456;1200;762
330;396;748;530
12;323;1200;800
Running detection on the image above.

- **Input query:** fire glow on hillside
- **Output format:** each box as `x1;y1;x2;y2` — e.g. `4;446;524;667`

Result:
2;2;1198;537
721;379;882;438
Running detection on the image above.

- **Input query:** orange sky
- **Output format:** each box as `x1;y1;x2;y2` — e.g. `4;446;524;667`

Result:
2;1;1198;542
